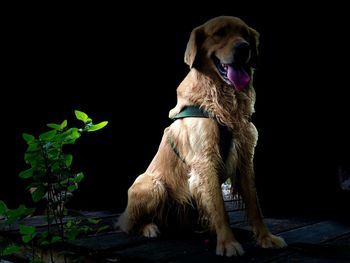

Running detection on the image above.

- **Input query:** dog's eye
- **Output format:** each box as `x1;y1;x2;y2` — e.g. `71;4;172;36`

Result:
214;27;227;37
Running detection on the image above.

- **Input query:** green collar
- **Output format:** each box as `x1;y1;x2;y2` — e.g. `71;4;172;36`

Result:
168;105;233;163
170;106;210;120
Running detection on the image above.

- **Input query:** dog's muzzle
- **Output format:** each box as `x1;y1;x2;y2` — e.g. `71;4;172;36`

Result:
213;41;251;91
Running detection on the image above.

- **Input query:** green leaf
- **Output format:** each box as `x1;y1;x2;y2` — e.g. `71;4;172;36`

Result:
39;230;49;240
2;244;20;255
47;123;61;129
63;139;75;145
20;225;36;235
22;235;34;243
7;205;35;222
87;218;100;225
75;110;89;123
70;128;81;139
65;227;80;240
20;225;36;242
87;121;108;132
23;133;35;143
0;200;8;215
51;235;62;243
61;119;67;129
25;182;40;190
39;130;57;141
81;225;93;233
62;128;81;144
67;185;77;192
73;172;84;183
24;152;43;166
32;169;46;179
27;143;39;152
97;225;110;233
66;220;73;228
64;154;73;167
31;186;46;202
51;161;60;172
60;178;69;186
47;148;59;160
38;240;50;246
19;168;33;179
48;141;61;150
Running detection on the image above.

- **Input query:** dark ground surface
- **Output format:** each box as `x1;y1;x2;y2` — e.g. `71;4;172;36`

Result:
1;206;350;262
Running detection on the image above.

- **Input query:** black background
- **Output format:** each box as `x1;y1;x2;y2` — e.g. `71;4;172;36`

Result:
1;3;349;218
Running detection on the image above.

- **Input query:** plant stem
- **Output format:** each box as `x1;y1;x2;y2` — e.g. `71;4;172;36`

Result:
41;142;56;263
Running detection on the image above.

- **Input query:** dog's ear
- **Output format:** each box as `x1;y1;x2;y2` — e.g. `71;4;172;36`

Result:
184;26;205;68
249;27;260;69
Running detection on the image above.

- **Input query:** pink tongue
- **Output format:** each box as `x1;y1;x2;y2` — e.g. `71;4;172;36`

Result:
227;65;250;91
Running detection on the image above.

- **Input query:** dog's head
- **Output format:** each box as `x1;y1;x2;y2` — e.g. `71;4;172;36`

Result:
184;16;259;91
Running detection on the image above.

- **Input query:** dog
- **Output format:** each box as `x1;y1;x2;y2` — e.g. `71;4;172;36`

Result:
117;16;287;257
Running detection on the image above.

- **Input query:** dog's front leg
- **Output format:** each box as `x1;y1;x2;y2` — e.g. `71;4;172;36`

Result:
237;154;287;249
189;158;244;257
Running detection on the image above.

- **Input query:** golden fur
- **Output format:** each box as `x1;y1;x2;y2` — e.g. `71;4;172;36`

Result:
117;16;286;257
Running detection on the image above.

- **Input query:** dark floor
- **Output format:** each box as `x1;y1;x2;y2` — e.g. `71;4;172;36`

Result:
1;206;350;262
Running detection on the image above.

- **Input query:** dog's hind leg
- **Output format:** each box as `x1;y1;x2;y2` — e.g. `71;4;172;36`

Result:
116;173;166;237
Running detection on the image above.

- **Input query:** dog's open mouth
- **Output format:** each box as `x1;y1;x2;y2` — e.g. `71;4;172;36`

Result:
213;56;250;91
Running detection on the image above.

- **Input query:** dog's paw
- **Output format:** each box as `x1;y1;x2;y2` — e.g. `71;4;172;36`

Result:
216;240;245;257
257;234;287;249
141;223;160;238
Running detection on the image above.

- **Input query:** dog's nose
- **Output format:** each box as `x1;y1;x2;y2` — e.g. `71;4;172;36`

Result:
233;42;250;64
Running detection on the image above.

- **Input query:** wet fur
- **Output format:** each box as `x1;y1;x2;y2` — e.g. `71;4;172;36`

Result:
117;16;286;257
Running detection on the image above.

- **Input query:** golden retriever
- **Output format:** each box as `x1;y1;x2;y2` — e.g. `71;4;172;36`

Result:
117;16;287;257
